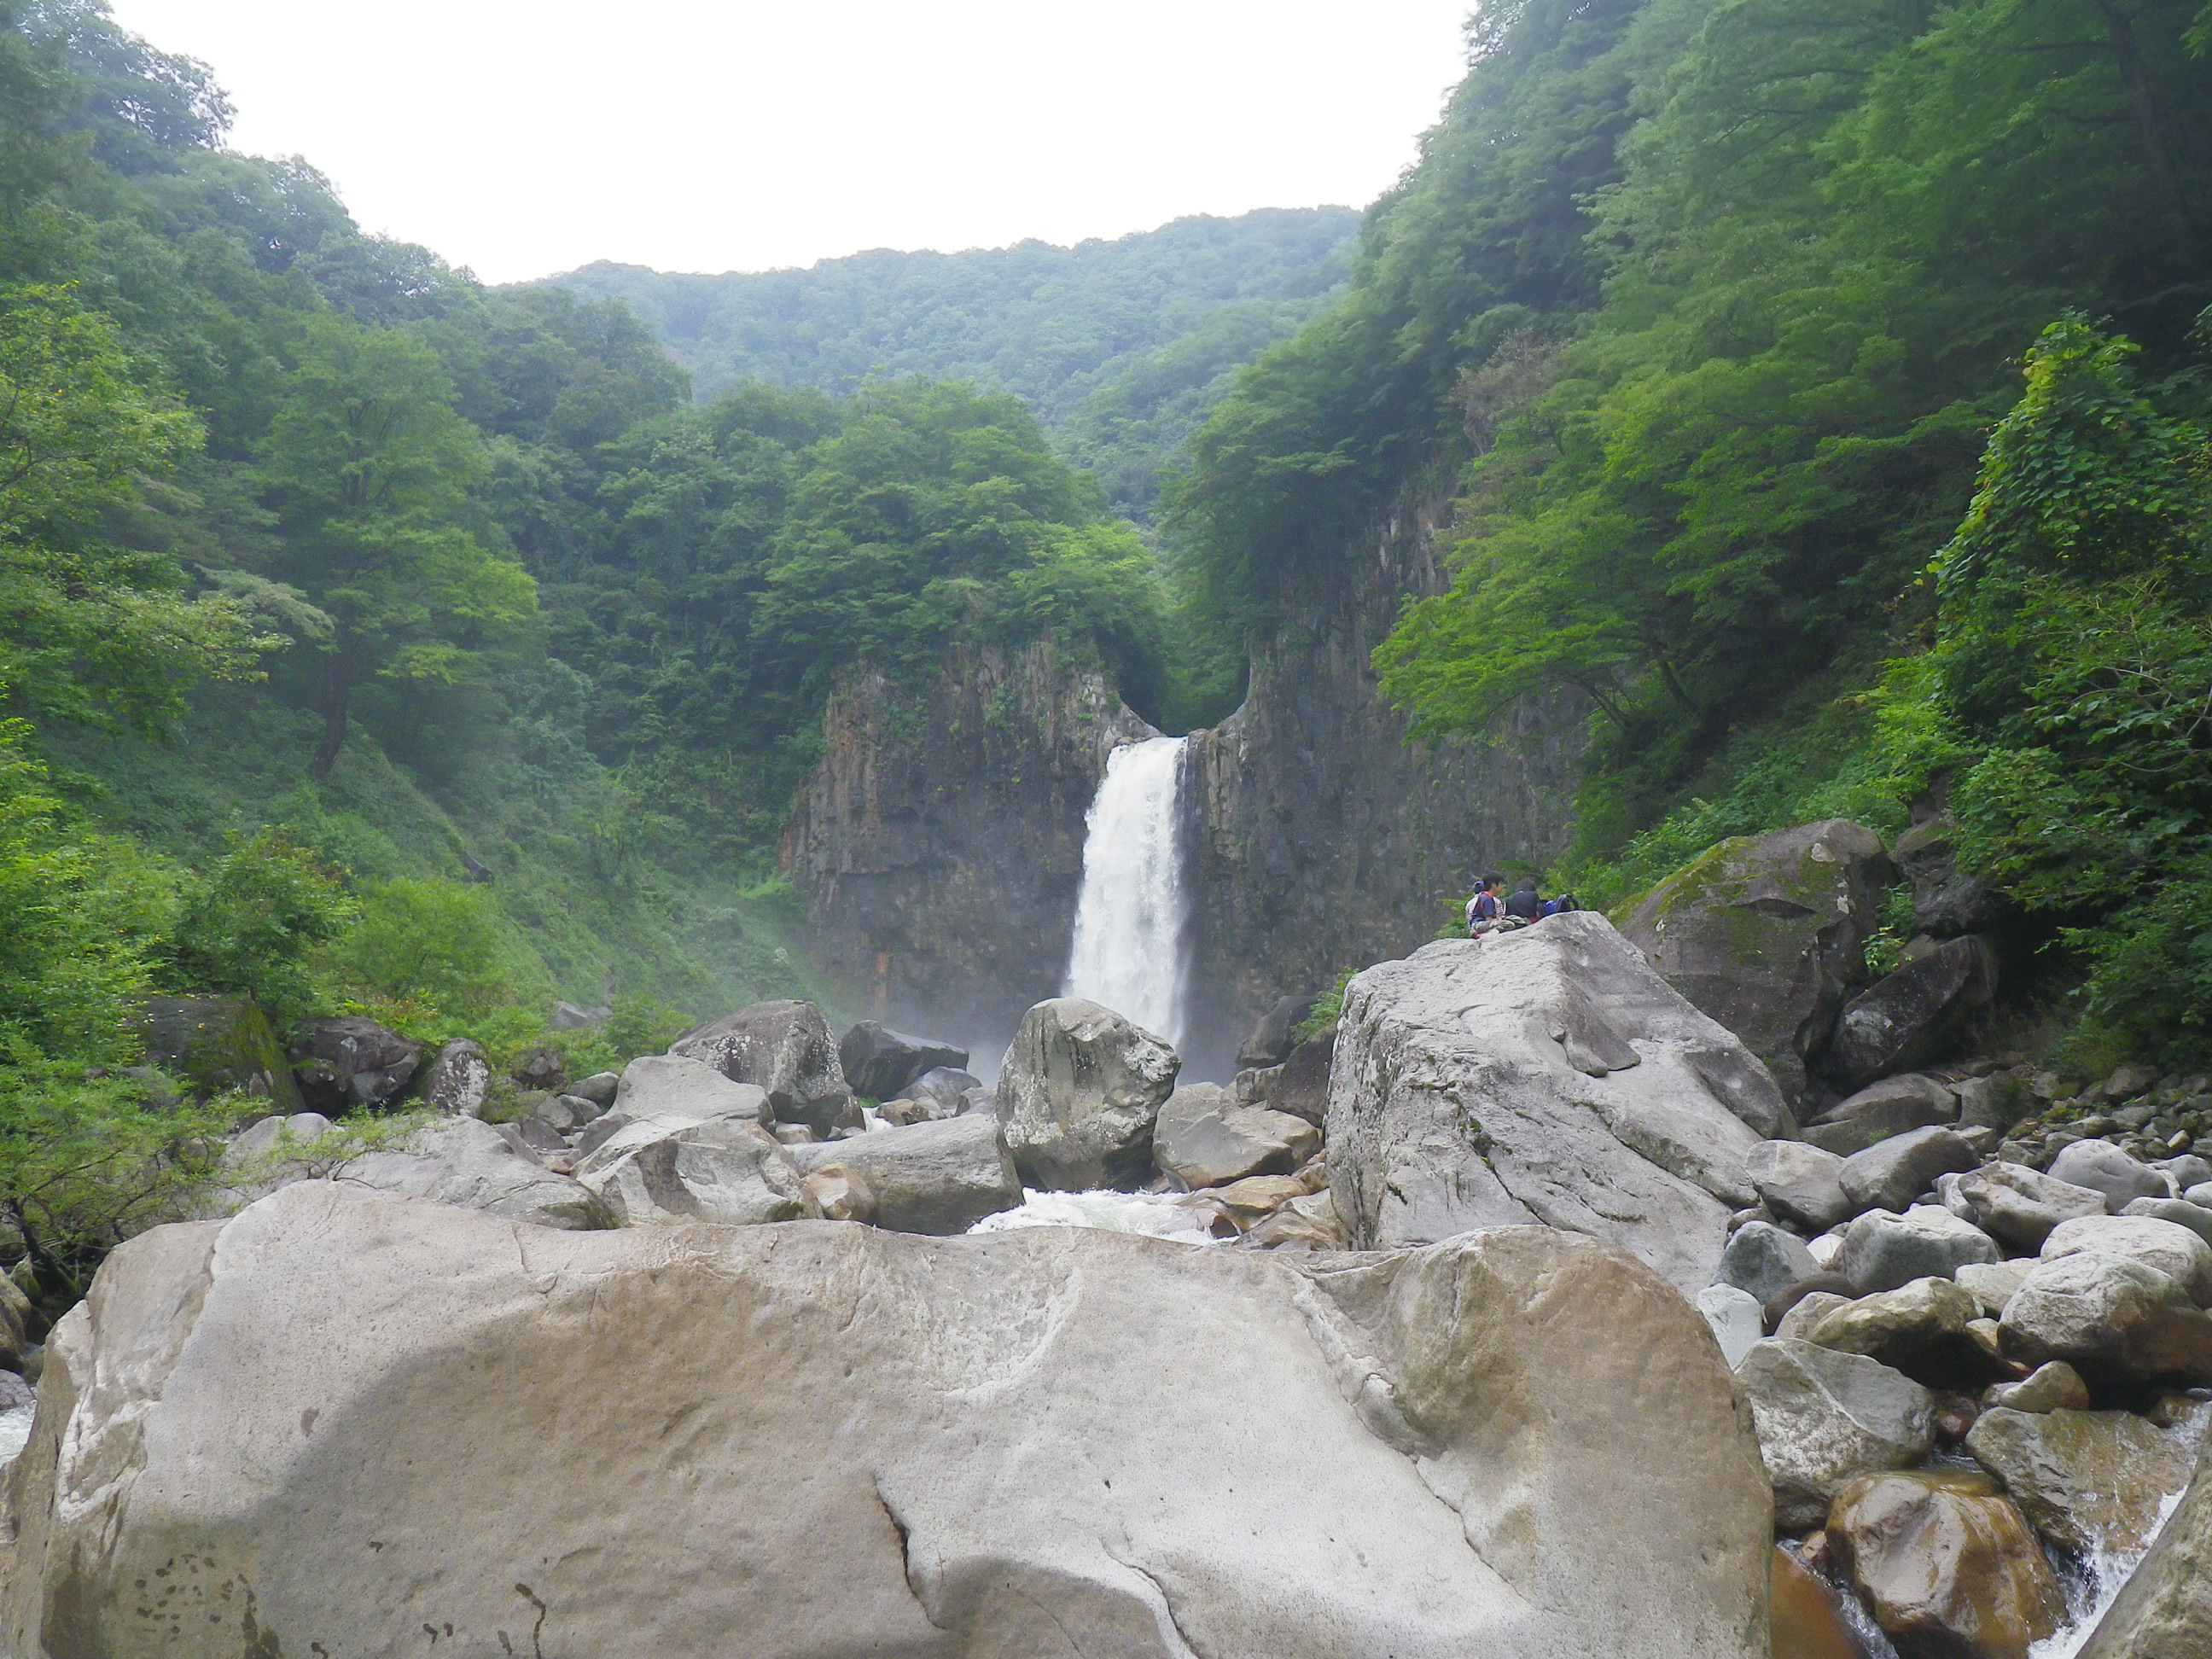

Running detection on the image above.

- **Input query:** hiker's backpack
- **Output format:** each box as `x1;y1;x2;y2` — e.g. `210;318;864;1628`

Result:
1545;893;1579;916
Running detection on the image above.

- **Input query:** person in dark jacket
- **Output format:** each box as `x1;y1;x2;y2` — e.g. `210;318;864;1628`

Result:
1503;875;1545;923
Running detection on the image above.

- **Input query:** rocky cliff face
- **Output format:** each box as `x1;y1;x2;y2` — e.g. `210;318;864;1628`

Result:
784;640;1150;1054
1181;467;1586;1074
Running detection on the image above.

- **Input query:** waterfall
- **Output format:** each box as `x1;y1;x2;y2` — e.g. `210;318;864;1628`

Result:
1064;735;1190;1046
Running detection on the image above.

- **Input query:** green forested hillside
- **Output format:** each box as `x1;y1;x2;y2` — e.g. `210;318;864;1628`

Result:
541;209;1359;519
1173;0;2212;1061
0;0;1170;1271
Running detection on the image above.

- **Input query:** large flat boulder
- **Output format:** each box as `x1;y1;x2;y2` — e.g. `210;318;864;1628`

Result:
789;1115;1022;1235
576;1117;818;1227
1616;818;1891;1101
330;1117;613;1231
0;1191;1772;1659
672;1000;855;1138
1327;914;1780;1294
1154;1084;1320;1190
996;997;1179;1190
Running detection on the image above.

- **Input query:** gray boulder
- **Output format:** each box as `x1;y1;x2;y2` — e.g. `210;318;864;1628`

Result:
788;1115;1022;1235
1826;934;1998;1087
333;1118;613;1230
1839;1126;1980;1214
1957;1260;2035;1318
577;1117;818;1227
2051;1140;2171;1211
1956;1072;2036;1136
1327;916;1779;1294
1986;1360;2092;1414
909;1066;983;1114
1966;1407;2197;1554
1834;1205;2002;1293
672;1001;854;1138
289;1015;422;1113
996;998;1179;1191
568;1070;620;1109
1892;815;2004;937
579;1053;775;1155
2124;1196;2212;1250
2000;1253;2212;1382
2077;1423;2212;1658
418;1038;493;1118
1736;1336;1937;1527
1697;1284;1767;1368
1236;992;1320;1070
1155;1084;1320;1190
1941;1161;2110;1251
0;1191;1773;1659
2043;1214;2212;1306
1616;818;1891;1102
1716;1222;1822;1305
1746;1140;1852;1232
836;1022;969;1101
1802;1276;1985;1377
1802;1074;1957;1156
1260;1022;1337;1126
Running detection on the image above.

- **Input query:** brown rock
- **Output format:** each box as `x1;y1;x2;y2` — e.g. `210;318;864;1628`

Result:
1214;1173;1308;1220
1771;1545;1862;1659
1829;1470;2064;1659
1965;1407;2195;1554
802;1167;877;1224
1807;1277;1985;1381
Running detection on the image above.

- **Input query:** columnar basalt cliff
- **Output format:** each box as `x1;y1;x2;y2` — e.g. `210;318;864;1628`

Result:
785;640;1151;1049
1180;469;1586;1075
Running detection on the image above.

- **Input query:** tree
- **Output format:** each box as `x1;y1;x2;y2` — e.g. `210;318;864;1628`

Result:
255;311;538;776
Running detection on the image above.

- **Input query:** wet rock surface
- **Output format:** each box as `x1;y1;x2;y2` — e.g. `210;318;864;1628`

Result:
1827;1470;2064;1659
1964;1406;2196;1555
1738;1337;1937;1526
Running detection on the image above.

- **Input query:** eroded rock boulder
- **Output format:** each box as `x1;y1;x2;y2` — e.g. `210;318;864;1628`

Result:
1617;819;1890;1101
1738;1337;1936;1527
288;1014;421;1113
331;1117;612;1230
672;1001;854;1138
418;1037;493;1118
1328;915;1778;1294
837;1022;970;1101
576;1117;818;1227
2043;1215;2212;1306
1154;1084;1320;1190
1806;1277;1986;1382
2050;1141;2171;1211
1236;993;1319;1070
1803;1074;1957;1156
996;998;1179;1190
1828;1470;2064;1659
2000;1253;2212;1382
1827;936;1999;1088
1718;1222;1823;1305
1840;1127;1980;1216
1943;1162;2110;1252
579;1053;775;1155
1834;1206;2001;1294
788;1115;1022;1235
1965;1407;2196;1554
136;995;303;1110
0;1194;1773;1659
1749;1140;1853;1232
1893;816;2004;939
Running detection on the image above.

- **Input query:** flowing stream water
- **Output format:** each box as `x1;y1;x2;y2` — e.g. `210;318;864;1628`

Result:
1062;735;1190;1048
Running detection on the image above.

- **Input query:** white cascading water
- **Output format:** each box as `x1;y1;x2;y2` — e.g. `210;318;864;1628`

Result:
1062;734;1190;1047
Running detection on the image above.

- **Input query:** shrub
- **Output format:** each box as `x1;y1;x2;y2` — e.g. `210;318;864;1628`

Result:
329;876;508;1015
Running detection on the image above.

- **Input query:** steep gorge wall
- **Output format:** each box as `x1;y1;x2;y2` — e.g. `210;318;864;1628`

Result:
1179;467;1587;1076
784;640;1151;1053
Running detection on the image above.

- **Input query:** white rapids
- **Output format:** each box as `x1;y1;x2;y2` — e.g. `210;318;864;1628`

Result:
1062;734;1190;1047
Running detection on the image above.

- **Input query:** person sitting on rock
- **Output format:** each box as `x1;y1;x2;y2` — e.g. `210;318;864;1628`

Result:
1503;876;1546;926
1465;872;1507;934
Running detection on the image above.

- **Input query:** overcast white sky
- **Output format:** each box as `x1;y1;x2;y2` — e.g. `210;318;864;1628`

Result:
102;1;1476;285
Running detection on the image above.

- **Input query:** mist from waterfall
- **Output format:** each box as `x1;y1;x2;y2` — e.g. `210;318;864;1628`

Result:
1064;736;1190;1048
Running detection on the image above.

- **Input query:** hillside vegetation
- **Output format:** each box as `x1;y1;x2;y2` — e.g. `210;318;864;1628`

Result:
544;208;1359;521
1171;0;2212;1062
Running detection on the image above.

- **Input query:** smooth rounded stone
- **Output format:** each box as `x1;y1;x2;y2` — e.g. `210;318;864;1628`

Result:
418;1037;494;1118
2077;1426;2212;1659
1942;1161;2110;1251
875;1097;946;1127
2044;1215;2212;1307
2000;1253;2212;1383
772;1123;816;1147
578;1118;820;1227
568;1070;620;1109
1965;1407;2197;1554
1956;1260;2035;1318
579;1053;776;1155
1840;1127;1982;1216
0;1191;1775;1659
1771;1545;1861;1659
1984;1361;2091;1415
1155;1084;1321;1190
1327;916;1778;1295
1826;934;2000;1089
1737;1337;1937;1527
2186;1182;2212;1208
1214;1173;1309;1221
289;1013;423;1113
997;998;1179;1191
1809;1229;1845;1267
1803;1074;1959;1158
672;1000;855;1138
2122;1196;2212;1252
1777;1290;1855;1342
1615;818;1892;1104
1827;1470;2064;1659
909;1067;983;1114
328;1117;614;1230
1835;1205;2002;1294
789;1115;1022;1235
1748;1140;1854;1232
2155;1155;2212;1193
2049;1140;2172;1211
1717;1221;1825;1304
1806;1277;1984;1377
1698;1284;1767;1368
836;1022;970;1102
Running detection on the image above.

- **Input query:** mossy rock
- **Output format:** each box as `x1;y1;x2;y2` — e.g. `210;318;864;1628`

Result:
135;996;306;1115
